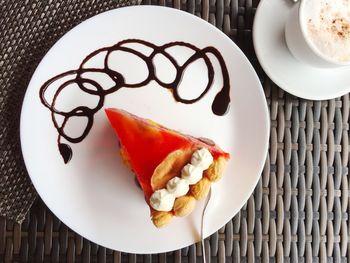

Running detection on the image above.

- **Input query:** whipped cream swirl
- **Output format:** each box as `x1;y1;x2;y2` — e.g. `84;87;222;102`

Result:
150;148;214;212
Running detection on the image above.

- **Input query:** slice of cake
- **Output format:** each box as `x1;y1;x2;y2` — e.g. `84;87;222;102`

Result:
105;108;230;228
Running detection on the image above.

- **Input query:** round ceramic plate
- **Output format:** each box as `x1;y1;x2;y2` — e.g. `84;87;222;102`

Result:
253;0;350;100
21;6;269;253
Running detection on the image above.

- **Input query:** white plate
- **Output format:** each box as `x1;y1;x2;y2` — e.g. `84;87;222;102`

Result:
253;0;350;100
20;6;269;253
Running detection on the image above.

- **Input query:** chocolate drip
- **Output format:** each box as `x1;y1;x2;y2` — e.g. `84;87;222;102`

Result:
58;143;72;164
39;39;231;163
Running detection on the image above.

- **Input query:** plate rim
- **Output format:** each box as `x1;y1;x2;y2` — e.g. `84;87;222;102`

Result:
20;5;270;253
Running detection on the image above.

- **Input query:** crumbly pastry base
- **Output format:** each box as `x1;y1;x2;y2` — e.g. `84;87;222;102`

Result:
120;146;228;228
150;149;227;227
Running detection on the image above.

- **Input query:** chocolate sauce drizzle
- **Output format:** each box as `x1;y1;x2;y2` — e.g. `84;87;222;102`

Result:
39;39;231;163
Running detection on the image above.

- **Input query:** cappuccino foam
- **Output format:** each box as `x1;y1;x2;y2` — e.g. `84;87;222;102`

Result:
304;0;350;63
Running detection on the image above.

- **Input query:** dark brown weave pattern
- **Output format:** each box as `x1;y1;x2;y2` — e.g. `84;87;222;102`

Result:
1;0;350;262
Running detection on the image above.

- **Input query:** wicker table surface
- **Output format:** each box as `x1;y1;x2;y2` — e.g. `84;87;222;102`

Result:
1;0;349;262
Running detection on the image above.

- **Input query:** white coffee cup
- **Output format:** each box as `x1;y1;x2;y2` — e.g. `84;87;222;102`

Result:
285;0;350;68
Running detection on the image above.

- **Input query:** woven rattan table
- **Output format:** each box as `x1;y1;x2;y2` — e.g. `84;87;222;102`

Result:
1;0;349;262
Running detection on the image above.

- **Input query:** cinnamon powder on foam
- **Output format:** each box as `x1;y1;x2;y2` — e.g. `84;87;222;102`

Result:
305;0;350;62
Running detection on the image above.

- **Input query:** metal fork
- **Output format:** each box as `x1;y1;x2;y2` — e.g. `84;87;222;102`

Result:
201;187;212;263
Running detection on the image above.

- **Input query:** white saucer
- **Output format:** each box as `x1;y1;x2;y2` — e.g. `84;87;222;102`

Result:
253;0;350;100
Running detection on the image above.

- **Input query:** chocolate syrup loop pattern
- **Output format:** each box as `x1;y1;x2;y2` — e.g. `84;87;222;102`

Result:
39;39;231;163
